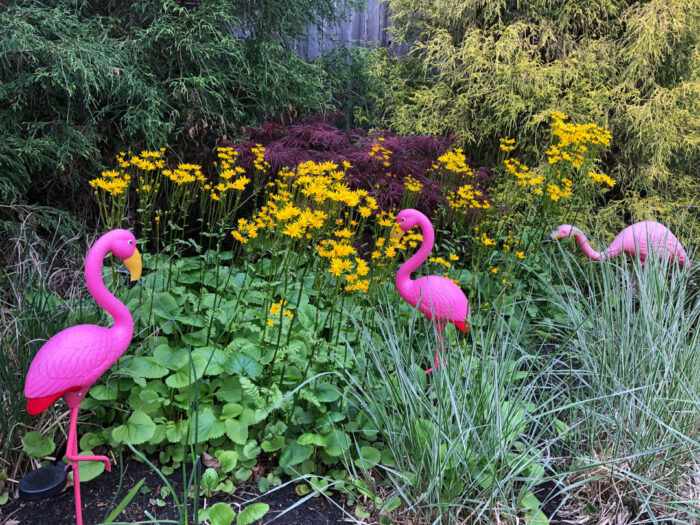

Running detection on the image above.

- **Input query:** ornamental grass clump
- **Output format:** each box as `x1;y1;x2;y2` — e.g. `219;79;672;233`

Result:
545;246;700;522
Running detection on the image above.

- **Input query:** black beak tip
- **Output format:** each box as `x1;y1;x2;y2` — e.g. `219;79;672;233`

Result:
126;276;138;289
544;234;553;242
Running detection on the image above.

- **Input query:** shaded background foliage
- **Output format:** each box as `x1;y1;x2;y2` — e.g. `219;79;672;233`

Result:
0;0;357;216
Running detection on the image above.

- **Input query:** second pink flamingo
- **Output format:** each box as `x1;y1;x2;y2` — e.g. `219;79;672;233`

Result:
391;209;470;374
547;221;690;267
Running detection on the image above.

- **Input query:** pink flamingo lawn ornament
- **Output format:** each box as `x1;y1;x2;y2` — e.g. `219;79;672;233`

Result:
547;221;690;268
391;209;470;374
24;229;142;525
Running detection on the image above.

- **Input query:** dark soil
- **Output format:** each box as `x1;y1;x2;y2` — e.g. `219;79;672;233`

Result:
1;459;350;525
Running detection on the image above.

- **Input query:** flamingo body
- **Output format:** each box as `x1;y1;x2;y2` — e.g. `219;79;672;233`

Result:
549;221;689;267
23;229;141;525
392;209;470;373
400;275;470;333
25;324;125;414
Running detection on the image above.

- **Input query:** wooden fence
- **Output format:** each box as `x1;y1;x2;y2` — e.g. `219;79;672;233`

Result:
293;0;410;59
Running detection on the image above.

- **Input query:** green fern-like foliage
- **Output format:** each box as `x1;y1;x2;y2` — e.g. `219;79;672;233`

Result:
378;0;699;227
0;0;354;208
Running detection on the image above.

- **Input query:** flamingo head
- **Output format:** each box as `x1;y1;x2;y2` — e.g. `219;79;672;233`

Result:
390;209;425;241
106;229;142;281
546;224;580;241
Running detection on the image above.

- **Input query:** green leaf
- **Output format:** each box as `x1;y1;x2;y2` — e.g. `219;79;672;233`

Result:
90;384;118;401
125;356;168;378
216;450;238;473
297;433;326;447
224;419;248;445
0;492;9;505
225;352;262;378
201;468;219;491
315;382;341;403
209;502;236;525
188;408;225;443
22;431;55;457
112;410;156;445
193;346;228;376
261;436;284;452
354;446;381;469
524;509;549;525
152;292;181;320
237;503;269;525
324;430;350;456
153;344;188;370
279;443;313;468
520;491;542;513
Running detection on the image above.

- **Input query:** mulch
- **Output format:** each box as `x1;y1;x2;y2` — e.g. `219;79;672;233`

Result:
0;459;352;525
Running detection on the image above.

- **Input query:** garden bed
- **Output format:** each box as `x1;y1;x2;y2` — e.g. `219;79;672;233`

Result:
1;459;348;525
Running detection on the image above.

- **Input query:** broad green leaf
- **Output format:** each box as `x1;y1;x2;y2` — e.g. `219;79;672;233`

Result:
209;502;236;525
279;443;312;468
324;430;350;456
193;346;228;376
90;384;118;401
354;446;381;469
125;356;168;378
221;403;243;419
112;410;156;445
297;433;326;447
524;509;549;525
261;436;284;452
237;503;269;525
188;408;225;443
152;292;181;320
153;344;188;370
216;450;238;473
315;382;340;403
200;468;219;491
224;419;248;445
22;431;55;457
225;352;262;378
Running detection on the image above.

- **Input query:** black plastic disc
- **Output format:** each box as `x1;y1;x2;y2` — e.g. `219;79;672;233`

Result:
18;462;69;501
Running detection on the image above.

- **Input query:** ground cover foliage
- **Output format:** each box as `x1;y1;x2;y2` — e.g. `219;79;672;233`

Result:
3;106;698;524
373;0;700;232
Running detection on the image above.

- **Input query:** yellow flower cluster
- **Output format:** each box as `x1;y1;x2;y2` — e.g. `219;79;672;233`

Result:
163;163;205;185
429;256;451;268
230;160;378;256
369;140;392;167
267;300;293;325
404;175;423;193
546;178;573;202
436;148;473;175
376;211;396;227
499;137;515;152
209;147;251;201
252;144;270;172
479;232;497;246
446;183;490;212
588;171;615;187
547;112;612;168
89;170;131;195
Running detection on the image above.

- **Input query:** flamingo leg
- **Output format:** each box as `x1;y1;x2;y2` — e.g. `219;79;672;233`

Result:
425;323;447;375
65;406;112;525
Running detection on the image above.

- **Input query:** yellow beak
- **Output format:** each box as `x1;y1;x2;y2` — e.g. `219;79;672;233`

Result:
123;249;142;281
390;224;406;242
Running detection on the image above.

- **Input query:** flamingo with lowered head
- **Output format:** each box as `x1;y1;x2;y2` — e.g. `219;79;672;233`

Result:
391;209;470;374
24;229;142;525
547;221;689;268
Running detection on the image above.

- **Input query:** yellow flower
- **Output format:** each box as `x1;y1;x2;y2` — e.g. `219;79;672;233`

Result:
449;254;459;261
283;222;303;238
516;251;525;259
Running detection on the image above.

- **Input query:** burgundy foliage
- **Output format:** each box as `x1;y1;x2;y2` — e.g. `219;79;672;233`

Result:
218;112;493;215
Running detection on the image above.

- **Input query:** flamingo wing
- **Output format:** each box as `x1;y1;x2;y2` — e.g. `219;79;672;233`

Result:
25;324;116;414
415;275;469;329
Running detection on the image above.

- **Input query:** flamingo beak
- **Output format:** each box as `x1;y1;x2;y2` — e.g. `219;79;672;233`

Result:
545;231;559;242
124;249;142;281
390;224;406;242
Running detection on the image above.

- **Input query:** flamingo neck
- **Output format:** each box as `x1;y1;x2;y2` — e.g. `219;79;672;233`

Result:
396;218;434;296
572;231;605;261
84;236;133;339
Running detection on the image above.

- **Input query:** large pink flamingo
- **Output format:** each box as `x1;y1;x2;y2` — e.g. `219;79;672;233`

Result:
547;221;690;267
24;229;142;525
391;209;470;374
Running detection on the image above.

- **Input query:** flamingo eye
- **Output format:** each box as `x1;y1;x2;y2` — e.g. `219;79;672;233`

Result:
128;240;133;245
